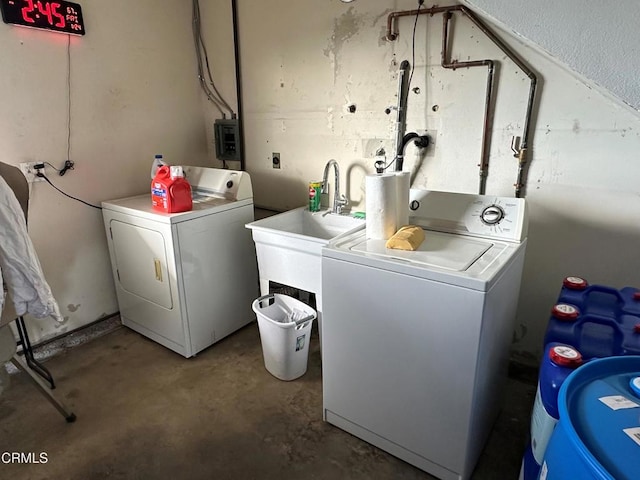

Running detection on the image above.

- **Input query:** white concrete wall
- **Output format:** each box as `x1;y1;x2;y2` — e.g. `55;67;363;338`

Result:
197;0;240;170
229;0;640;363
4;0;639;363
463;0;640;112
0;0;210;343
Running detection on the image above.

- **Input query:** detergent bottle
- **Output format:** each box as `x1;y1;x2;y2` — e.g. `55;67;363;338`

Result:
150;154;167;179
151;165;192;213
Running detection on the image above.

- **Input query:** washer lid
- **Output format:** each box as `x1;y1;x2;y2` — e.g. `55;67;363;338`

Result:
350;230;492;271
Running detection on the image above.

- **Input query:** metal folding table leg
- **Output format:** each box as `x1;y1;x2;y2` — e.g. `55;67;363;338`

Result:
9;354;76;422
15;317;56;389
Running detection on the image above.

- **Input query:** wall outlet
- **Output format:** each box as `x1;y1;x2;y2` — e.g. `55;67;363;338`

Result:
19;162;44;183
272;152;281;169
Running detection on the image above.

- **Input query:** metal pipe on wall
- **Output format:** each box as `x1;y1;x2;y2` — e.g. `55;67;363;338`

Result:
386;5;463;40
441;11;495;195
459;6;537;198
386;4;538;197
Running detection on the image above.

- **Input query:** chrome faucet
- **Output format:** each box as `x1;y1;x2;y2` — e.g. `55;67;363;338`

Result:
321;159;348;214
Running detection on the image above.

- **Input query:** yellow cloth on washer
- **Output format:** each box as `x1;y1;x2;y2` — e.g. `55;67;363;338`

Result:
385;225;425;251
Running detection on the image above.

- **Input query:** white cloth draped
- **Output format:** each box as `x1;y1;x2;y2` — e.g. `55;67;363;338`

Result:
0;175;63;325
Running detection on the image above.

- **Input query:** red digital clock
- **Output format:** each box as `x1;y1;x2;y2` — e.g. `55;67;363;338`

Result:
0;0;85;35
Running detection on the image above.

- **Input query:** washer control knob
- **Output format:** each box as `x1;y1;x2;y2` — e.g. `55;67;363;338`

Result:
226;180;234;189
481;205;505;225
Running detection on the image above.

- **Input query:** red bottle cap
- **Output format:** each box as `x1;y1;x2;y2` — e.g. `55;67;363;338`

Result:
563;276;588;290
549;345;583;368
552;304;580;321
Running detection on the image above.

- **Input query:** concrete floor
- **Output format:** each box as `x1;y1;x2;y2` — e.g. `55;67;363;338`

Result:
1;320;536;479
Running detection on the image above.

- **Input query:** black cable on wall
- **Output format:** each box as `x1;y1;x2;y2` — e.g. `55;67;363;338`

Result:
231;0;245;172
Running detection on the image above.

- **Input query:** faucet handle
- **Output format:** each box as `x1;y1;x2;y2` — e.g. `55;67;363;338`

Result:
335;194;349;214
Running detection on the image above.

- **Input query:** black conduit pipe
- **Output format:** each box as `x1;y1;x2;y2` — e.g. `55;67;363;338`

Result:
394;60;411;171
231;0;245;171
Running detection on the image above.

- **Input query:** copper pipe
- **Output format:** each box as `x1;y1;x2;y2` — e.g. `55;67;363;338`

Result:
441;11;495;195
458;6;537;197
386;5;463;41
386;4;538;197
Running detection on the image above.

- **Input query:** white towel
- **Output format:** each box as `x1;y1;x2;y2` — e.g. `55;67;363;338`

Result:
0;176;63;324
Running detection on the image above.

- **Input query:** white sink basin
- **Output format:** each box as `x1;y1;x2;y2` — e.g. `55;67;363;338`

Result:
249;207;364;242
246;207;365;308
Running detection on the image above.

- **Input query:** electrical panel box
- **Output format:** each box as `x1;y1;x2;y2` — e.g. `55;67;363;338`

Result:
214;119;241;162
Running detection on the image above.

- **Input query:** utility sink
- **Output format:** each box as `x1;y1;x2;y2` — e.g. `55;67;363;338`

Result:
246;207;365;310
250;207;364;241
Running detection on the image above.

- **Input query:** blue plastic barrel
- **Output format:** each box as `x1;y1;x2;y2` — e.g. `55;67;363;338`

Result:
541;356;640;480
520;343;583;480
518;444;537;480
523;277;640;479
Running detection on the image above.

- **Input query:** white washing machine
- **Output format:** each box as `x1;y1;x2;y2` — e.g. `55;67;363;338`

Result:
102;167;259;358
321;189;528;480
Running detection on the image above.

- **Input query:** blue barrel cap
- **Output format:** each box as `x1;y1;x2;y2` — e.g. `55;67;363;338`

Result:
563;276;588;290
552;303;580;321
549;344;583;368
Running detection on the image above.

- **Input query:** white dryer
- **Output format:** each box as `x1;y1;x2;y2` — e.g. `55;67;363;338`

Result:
321;189;528;480
102;167;259;358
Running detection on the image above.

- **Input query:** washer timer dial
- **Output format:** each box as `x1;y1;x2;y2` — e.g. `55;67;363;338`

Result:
463;195;525;241
480;205;505;225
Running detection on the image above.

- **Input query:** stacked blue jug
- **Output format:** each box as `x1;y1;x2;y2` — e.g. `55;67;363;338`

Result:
544;276;640;358
519;276;640;480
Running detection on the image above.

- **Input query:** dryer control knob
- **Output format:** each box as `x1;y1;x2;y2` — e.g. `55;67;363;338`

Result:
226;180;234;189
480;205;505;225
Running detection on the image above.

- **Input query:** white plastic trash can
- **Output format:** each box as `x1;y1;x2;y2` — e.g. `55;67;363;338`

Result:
252;294;316;381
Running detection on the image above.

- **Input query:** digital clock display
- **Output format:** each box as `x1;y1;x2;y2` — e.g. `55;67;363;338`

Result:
0;0;85;35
